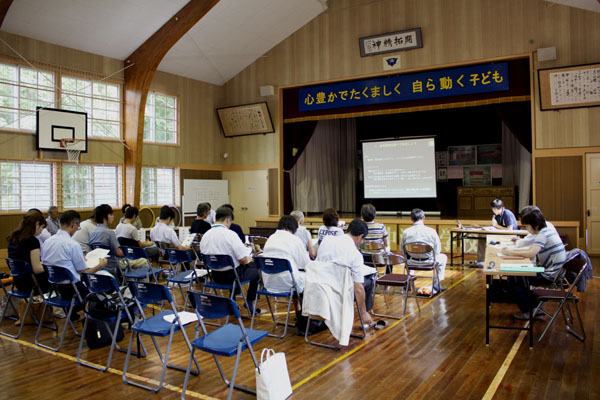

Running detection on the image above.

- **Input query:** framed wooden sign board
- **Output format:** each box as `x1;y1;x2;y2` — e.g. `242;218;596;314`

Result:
216;102;275;137
538;63;600;111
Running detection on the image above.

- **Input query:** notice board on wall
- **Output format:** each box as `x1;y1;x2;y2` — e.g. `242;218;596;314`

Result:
182;179;229;216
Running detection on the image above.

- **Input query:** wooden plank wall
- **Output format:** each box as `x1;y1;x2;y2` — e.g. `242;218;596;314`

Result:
535;156;584;237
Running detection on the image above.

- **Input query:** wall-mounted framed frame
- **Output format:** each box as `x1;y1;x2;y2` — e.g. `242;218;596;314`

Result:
538;63;600;111
216;102;275;137
359;28;422;57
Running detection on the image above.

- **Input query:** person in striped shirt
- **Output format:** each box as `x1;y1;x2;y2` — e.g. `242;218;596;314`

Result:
502;209;566;320
359;204;388;264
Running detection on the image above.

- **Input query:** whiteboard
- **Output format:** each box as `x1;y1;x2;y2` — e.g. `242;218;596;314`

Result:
182;179;229;215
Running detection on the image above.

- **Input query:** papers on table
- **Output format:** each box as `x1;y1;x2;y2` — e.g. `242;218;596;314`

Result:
84;248;110;268
163;311;199;325
500;264;543;273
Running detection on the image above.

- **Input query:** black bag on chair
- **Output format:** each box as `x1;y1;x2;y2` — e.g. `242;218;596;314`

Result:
84;319;124;349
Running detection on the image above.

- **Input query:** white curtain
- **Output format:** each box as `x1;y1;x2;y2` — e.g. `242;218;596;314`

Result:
502;122;531;213
290;118;356;212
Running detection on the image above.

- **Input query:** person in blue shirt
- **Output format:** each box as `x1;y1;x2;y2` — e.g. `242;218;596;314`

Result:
490;199;518;230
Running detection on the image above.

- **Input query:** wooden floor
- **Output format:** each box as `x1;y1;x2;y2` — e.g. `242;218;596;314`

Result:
1;261;598;399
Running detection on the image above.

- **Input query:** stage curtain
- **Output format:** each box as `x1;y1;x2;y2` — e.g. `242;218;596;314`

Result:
502;121;531;214
290;118;356;213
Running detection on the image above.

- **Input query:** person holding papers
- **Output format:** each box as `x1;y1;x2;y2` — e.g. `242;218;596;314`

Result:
501;209;566;320
41;210;108;319
89;204;124;277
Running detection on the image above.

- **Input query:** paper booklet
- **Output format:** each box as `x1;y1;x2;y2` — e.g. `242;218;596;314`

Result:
163;311;199;325
84;248;110;268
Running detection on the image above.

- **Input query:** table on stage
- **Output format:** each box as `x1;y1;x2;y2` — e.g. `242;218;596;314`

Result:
481;234;538;347
450;227;529;266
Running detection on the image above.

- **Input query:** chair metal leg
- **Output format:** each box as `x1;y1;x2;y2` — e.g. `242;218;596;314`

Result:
567;301;586;341
76;314;123;372
304;315;340;350
0;297;30;339
35;301;76;352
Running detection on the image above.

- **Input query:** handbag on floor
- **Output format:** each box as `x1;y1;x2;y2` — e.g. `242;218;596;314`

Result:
256;348;293;400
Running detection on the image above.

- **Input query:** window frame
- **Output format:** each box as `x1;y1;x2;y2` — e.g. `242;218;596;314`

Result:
143;89;180;146
59;162;123;210
140;165;179;207
0;160;54;212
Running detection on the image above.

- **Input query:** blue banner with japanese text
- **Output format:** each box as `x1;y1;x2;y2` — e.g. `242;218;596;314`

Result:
299;62;509;112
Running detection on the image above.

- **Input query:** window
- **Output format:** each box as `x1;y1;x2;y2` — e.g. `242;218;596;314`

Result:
0;161;53;211
61;76;121;138
62;164;120;208
0;62;55;131
140;166;175;205
144;91;177;144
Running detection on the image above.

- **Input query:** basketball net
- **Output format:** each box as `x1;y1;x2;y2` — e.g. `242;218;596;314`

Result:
60;138;84;163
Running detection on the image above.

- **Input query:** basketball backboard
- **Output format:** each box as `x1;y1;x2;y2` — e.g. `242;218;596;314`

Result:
36;107;87;152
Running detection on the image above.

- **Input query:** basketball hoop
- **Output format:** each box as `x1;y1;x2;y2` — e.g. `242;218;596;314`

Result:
60;138;85;163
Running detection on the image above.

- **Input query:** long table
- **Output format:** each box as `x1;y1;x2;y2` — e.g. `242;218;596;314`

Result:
482;234;537;347
450;227;529;266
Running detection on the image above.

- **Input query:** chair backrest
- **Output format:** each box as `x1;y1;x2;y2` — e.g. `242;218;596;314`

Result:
128;281;173;305
187;291;241;320
249;236;268;246
361;239;385;252
254;256;293;275
121;246;149;261
191;241;203;264
44;264;78;284
201;254;236;270
83;272;120;294
386;252;404;266
5;258;33;277
168;248;193;264
404;242;433;254
563;257;588;282
118;237;139;248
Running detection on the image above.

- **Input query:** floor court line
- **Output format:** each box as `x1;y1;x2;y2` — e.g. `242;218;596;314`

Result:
292;269;478;390
0;335;218;400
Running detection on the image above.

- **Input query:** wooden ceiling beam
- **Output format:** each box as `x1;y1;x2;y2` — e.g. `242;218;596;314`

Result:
124;0;219;206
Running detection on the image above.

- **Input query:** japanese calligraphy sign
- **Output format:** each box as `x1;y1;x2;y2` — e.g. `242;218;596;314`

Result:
217;102;274;137
299;62;509;112
538;63;600;111
359;28;423;56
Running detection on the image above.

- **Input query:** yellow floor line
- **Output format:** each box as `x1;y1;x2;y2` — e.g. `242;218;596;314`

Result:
481;322;529;400
1;335;219;400
292;269;478;390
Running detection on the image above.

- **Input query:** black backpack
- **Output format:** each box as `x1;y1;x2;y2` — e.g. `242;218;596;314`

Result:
82;293;126;349
83;293;120;319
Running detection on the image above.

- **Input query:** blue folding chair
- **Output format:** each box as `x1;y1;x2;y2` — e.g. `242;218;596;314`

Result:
35;265;83;352
90;243;123;283
181;292;268;400
252;256;299;338
201;254;252;320
166;249;207;310
120;246;163;283
0;258;53;339
122;281;200;393
76;272;147;371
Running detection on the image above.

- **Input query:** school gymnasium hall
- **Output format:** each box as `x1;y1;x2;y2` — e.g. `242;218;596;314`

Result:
0;0;599;399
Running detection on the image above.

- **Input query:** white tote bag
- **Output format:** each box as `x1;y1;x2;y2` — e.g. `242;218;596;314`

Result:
256;348;293;400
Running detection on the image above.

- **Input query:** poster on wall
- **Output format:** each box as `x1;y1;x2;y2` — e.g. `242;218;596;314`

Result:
463;166;492;186
435;151;448;167
437;167;448;182
448;145;477;166
477;144;502;165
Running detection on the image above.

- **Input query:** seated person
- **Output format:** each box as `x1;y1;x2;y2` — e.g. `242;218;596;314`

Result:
200;206;261;314
88;204;124;277
150;205;190;251
316;218;374;327
400;208;447;293
190;202;212;235
359;203;389;264
221;204;245;243
7;213;51;294
27;209;51;245
513;205;556;247
203;202;216;225
116;206;160;259
502;209;566;320
45;206;60;235
291;210;316;259
41;210;107;317
72;211;97;253
477;199;518;264
262;215;310;302
119;204;143;229
317;208;344;245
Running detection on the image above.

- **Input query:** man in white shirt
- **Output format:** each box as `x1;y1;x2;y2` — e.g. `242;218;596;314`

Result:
150;206;190;251
72;213;97;253
203;203;216;225
316;219;374;327
291;210;316;259
200;206;261;314
116;206;160;258
45;206;61;235
400;208;448;292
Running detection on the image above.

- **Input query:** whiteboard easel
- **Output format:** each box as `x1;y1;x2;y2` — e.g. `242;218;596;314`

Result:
182;179;229;218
